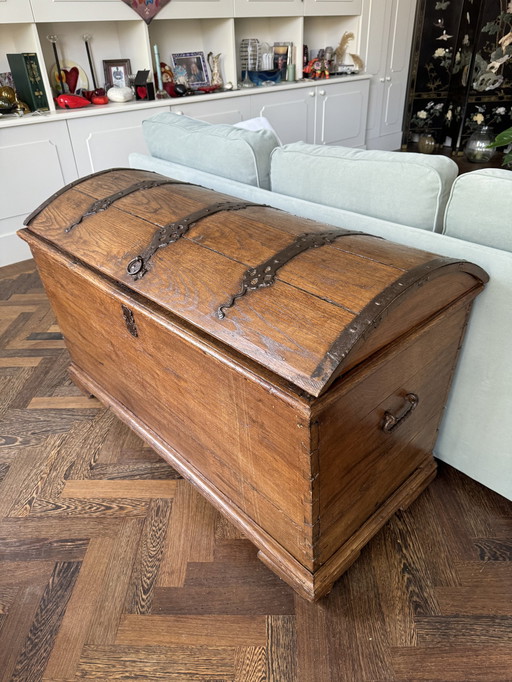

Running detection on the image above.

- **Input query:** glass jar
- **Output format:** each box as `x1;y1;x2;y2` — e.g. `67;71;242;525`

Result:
464;126;496;163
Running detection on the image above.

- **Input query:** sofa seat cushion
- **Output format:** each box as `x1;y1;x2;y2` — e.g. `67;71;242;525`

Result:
142;112;280;190
270;142;458;231
443;168;512;252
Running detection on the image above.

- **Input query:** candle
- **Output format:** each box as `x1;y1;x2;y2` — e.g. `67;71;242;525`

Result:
153;44;164;91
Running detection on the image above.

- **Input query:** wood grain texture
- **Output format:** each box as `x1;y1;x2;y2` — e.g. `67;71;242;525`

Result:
2;258;509;682
20;168;487;397
19;170;488;599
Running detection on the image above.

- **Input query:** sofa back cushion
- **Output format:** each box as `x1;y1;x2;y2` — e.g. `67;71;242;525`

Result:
142;112;280;190
443;168;512;252
270;142;458;231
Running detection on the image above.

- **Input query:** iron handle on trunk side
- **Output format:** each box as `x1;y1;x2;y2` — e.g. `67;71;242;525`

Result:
382;393;419;433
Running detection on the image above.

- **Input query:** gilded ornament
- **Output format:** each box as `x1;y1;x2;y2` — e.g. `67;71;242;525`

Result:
0;86;16;104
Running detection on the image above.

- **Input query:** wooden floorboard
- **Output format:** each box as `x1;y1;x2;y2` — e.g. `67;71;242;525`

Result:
0;260;511;682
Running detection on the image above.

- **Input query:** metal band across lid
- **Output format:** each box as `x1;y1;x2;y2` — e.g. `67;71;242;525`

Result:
217;230;366;319
126;200;261;280
65;178;191;233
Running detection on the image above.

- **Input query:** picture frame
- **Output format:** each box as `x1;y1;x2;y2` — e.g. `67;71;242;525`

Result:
103;59;132;89
273;43;290;74
171;51;209;88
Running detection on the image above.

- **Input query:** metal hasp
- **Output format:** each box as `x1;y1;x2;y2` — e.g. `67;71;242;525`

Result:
126;201;260;280
121;304;138;337
217;230;364;319
65;178;189;233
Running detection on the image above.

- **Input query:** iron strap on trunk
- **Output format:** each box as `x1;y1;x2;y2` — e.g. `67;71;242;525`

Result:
126;200;263;280
64;178;192;233
217;230;367;318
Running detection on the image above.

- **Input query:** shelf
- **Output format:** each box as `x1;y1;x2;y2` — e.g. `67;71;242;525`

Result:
0;74;371;128
37;20;150;97
149;18;237;88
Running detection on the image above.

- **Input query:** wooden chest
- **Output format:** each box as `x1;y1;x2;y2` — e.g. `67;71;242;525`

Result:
19;168;488;600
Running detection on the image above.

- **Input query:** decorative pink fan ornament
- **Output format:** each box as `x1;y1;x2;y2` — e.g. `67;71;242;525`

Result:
121;0;172;24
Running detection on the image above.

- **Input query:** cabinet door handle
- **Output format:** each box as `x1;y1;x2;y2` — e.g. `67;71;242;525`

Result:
379;77;385;82
309;91;315;97
385;76;391;81
319;89;326;96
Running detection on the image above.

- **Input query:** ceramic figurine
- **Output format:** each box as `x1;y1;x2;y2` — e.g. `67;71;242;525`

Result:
208;52;223;88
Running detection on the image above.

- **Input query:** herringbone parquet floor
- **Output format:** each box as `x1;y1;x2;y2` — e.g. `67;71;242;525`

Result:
0;259;511;682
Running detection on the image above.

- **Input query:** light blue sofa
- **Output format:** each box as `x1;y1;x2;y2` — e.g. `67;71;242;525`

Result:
130;112;512;501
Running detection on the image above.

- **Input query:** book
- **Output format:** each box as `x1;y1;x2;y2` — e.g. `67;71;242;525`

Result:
7;53;49;111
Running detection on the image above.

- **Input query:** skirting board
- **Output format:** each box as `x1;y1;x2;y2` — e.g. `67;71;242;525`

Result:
0;231;31;268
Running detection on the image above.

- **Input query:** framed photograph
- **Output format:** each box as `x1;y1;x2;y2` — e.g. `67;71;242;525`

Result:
103;59;132;89
273;43;290;73
171;51;209;88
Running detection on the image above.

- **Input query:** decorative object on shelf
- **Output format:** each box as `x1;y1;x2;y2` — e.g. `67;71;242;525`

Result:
82;34;100;92
55;93;91;109
0;72;14;89
91;93;109;105
303;44;309;78
207;53;223;88
464;125;496;163
304;57;330;80
134;70;155;101
103;59;131;89
241;70;282;87
171;52;209;89
6;53;49;112
46;35;66;94
0;85;16;105
260;43;274;71
0;95;16;116
153;44;170;99
50;60;89;95
334;32;364;74
120;0;172;24
418;133;436;154
239;38;259;87
107;86;133;103
273;43;290;77
13;94;31;116
240;38;260;70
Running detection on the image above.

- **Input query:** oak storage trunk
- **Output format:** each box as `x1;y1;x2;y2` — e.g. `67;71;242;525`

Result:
19;168;488;600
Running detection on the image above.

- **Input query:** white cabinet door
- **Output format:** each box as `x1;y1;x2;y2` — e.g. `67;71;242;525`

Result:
303;0;361;15
155;0;233;19
360;0;389;144
30;0;135;22
171;96;251;124
0;120;77;266
234;0;303;18
250;87;316;145
0;0;33;22
380;0;416;141
66;106;170;177
314;79;369;146
361;0;417;150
